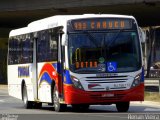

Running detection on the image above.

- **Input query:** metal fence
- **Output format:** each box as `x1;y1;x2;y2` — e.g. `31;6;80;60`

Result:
145;78;160;94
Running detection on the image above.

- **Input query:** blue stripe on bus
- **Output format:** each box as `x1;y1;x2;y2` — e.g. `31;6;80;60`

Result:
39;72;52;85
64;70;72;84
141;67;144;82
52;63;61;74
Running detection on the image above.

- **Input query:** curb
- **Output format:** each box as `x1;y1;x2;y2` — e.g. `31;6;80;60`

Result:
132;101;160;106
0;85;8;89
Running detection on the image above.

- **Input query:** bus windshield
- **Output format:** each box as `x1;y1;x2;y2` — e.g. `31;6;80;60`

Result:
68;31;141;73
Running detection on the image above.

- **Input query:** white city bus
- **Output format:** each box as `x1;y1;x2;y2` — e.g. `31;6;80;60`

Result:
8;14;144;112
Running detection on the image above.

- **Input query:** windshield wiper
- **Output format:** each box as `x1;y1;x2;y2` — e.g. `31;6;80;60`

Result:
107;29;124;47
82;31;98;47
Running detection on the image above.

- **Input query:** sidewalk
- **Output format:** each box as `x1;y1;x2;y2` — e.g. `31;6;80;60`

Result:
0;84;8;95
0;84;8;90
0;84;8;88
131;101;160;106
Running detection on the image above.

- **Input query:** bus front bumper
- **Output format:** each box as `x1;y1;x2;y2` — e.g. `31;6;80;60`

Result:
64;83;144;104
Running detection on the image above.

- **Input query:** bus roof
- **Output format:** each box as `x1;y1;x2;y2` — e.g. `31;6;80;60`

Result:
9;14;135;37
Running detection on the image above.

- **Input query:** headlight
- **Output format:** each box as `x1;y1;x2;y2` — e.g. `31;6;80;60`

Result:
70;76;84;90
131;73;141;88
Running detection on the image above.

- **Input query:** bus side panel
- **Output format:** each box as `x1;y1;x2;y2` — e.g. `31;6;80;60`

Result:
8;65;22;99
25;64;35;101
25;83;35;101
37;62;55;103
37;62;62;103
8;64;35;101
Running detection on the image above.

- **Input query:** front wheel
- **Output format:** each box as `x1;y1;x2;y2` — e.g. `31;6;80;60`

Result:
53;86;66;112
116;102;130;112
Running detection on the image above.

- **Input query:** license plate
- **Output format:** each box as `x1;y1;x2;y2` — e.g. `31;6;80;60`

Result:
113;83;131;88
102;93;114;97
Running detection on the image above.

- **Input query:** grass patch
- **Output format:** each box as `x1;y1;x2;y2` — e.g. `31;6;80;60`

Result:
145;92;160;102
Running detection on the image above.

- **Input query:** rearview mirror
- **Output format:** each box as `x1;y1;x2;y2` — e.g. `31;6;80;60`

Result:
139;27;146;43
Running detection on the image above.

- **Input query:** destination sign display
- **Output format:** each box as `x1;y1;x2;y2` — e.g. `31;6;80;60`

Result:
71;18;133;30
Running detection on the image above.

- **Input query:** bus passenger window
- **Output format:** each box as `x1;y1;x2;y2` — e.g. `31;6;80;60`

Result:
37;28;58;62
8;37;21;64
21;35;33;63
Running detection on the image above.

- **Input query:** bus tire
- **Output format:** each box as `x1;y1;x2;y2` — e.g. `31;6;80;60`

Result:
53;86;66;112
116;102;130;112
22;85;33;109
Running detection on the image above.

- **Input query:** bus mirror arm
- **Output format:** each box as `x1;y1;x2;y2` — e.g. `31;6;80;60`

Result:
58;27;64;35
58;27;66;46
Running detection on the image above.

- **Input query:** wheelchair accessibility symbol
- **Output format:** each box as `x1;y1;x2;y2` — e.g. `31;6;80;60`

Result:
107;62;117;72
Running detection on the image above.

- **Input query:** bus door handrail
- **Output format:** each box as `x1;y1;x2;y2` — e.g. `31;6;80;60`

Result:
75;48;81;62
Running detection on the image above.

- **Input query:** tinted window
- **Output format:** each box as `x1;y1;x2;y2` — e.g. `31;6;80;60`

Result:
68;31;141;73
8;34;33;64
8;37;21;64
37;28;58;62
21;35;33;63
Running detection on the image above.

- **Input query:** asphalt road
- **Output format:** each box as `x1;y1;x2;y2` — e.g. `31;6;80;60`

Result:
1;86;160;120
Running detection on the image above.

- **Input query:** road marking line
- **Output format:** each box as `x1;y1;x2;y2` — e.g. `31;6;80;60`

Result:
0;99;4;102
144;108;160;111
0;95;9;97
